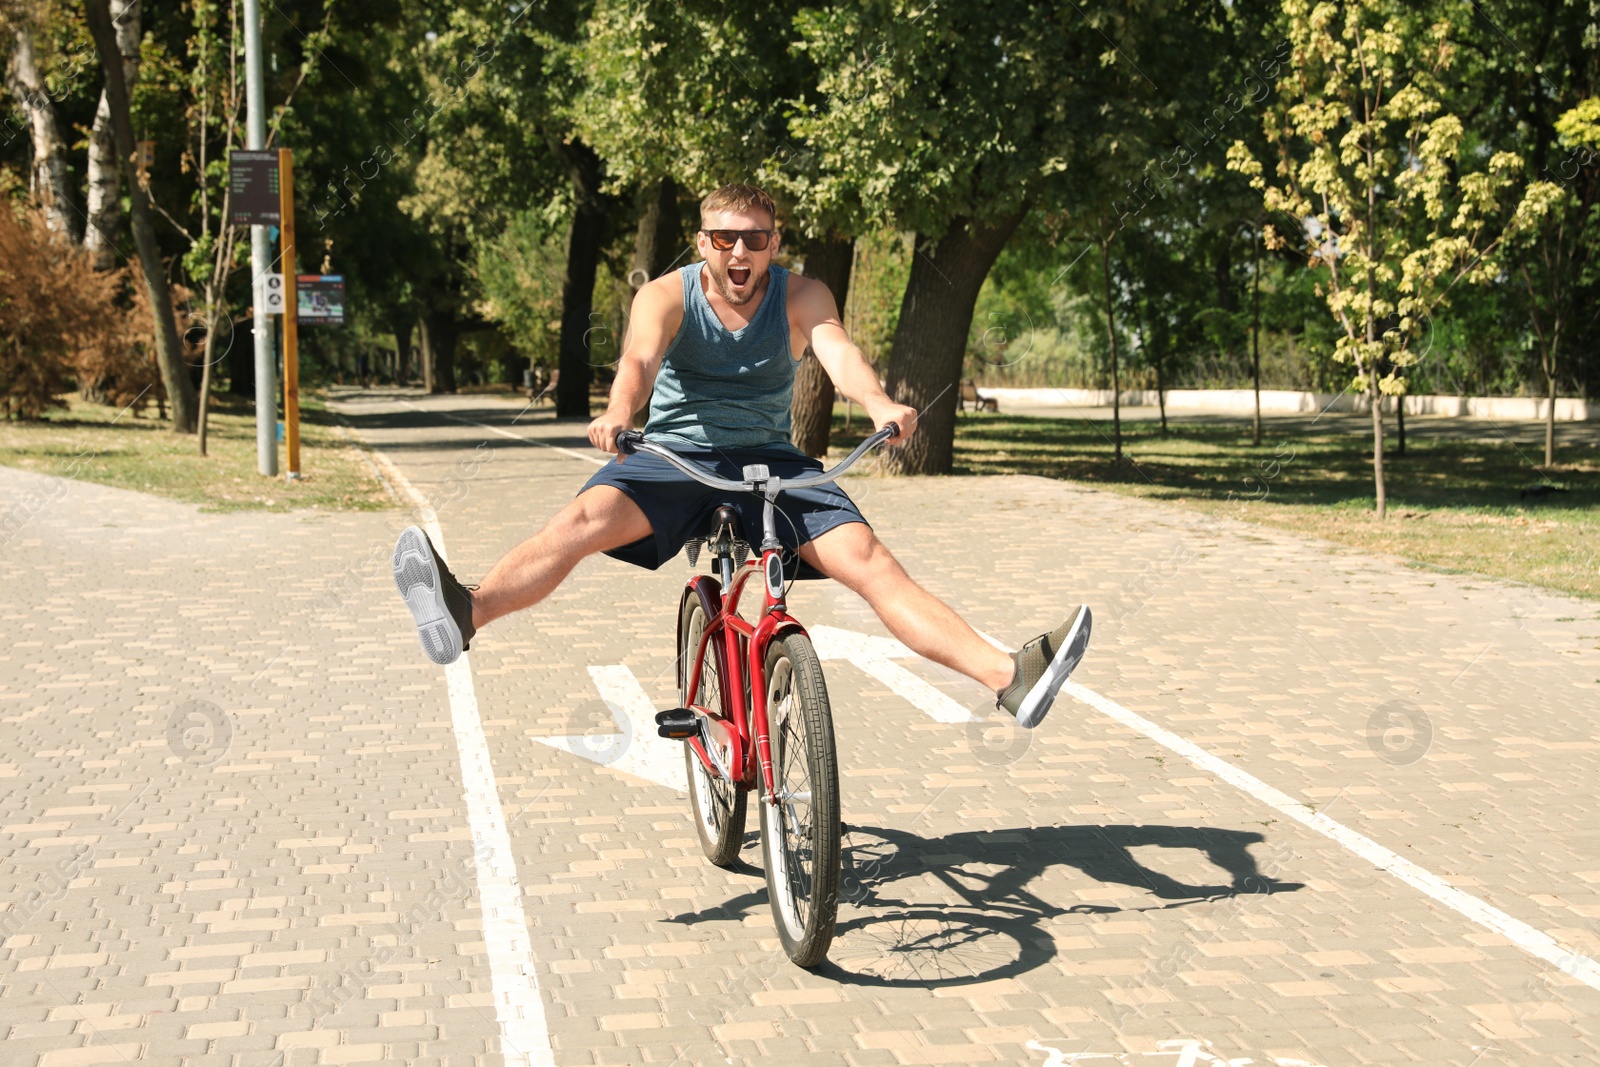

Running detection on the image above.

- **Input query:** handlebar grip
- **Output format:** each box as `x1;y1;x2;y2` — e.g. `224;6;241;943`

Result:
615;430;645;455
882;421;900;440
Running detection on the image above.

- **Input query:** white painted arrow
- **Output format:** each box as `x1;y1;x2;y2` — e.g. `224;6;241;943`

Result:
534;665;687;793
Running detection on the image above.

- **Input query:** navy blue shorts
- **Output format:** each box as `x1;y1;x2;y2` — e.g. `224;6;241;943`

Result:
579;443;870;571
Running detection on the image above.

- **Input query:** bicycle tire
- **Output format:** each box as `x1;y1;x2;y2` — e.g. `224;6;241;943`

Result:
679;579;747;867
759;631;841;967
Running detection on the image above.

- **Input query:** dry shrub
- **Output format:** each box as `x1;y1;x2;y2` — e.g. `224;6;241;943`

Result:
0;200;158;420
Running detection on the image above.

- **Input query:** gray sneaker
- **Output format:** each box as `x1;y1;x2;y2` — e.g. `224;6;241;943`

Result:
393;525;477;665
996;606;1092;728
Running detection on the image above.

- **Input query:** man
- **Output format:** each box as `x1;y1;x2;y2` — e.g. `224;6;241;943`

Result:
392;183;1090;727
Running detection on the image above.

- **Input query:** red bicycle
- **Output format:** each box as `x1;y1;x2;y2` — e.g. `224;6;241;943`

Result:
616;424;898;967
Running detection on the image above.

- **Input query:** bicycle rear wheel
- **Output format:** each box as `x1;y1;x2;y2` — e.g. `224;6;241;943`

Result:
679;580;747;866
759;632;841;967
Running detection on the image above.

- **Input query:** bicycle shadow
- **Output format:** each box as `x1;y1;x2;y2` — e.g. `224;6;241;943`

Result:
663;822;1303;988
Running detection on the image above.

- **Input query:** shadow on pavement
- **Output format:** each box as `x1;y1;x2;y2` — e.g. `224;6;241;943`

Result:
664;822;1302;988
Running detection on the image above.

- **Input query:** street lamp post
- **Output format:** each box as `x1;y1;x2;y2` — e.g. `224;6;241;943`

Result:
243;0;277;477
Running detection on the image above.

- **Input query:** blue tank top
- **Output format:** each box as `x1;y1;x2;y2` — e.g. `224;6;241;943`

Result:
644;261;801;451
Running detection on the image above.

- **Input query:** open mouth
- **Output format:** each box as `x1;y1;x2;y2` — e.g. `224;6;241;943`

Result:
727;266;751;288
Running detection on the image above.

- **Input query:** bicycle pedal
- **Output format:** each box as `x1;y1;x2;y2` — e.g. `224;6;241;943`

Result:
654;707;701;740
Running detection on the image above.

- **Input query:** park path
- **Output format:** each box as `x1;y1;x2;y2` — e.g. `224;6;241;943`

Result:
2;387;1599;1067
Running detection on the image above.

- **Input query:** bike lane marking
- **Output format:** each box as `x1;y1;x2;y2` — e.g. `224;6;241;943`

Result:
534;665;688;792
551;624;1600;997
370;446;557;1067
1061;679;1600;995
810;625;980;723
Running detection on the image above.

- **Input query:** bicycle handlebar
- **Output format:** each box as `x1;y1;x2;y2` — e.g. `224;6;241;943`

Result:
614;422;899;494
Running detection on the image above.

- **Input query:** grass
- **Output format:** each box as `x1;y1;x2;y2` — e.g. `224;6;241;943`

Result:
829;408;1600;600
0;390;395;513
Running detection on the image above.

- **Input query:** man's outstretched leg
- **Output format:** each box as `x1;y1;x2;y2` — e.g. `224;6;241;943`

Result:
799;522;1090;728
393;486;652;665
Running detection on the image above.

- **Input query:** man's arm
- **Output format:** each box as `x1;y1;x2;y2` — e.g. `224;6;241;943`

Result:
587;277;681;455
790;275;917;443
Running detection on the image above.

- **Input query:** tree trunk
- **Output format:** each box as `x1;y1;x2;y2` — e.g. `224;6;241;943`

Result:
198;316;217;455
1251;231;1262;447
8;23;77;238
1155;352;1167;436
419;315;435;393
1369;377;1387;518
551;137;610;418
86;0;198;432
1101;241;1123;463
883;212;1025;475
1395;394;1406;457
790;235;855;457
425;311;458;394
83;0;140;268
630;176;682;288
1545;363;1558;468
393;317;413;385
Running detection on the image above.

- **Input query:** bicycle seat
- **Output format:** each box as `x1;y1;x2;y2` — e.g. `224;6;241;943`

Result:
708;505;744;545
683;506;825;580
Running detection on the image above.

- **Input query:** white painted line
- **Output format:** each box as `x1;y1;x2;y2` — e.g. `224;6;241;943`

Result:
809;625;979;723
853;656;977;724
535;666;687;793
1063;679;1600;994
813;624;1600;992
370;445;555;1067
400;400;606;466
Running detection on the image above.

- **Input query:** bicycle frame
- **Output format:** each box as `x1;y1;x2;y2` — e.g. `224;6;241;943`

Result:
619;422;898;807
681;550;803;804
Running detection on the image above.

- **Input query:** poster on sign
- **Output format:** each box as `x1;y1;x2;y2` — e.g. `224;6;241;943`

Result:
296;275;346;326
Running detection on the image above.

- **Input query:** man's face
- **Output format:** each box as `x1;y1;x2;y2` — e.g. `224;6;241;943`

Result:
697;208;778;307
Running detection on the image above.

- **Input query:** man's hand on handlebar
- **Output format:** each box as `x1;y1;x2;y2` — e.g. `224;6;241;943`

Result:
870;402;918;445
588;409;635;460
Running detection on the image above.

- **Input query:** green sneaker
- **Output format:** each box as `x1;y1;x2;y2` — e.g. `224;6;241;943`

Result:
996;606;1092;728
393;525;477;665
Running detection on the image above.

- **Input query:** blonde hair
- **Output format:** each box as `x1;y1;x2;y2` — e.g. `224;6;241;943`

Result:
699;183;777;227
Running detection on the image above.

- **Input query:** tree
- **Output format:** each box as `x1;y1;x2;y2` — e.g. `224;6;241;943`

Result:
791;1;1222;474
1454;0;1600;410
1525;98;1600;466
82;0;137;268
573;0;840;444
85;0;197;433
175;0;247;455
1229;0;1560;517
5;2;78;237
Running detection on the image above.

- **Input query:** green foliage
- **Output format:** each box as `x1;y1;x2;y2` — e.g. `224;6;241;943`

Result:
1555;98;1600;147
1228;0;1561;397
473;209;566;368
572;0;798;197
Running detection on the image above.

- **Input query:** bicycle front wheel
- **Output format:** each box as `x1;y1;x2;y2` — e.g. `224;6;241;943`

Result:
759;632;841;967
680;580;746;867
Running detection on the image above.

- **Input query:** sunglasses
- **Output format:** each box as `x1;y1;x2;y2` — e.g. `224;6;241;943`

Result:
701;228;774;252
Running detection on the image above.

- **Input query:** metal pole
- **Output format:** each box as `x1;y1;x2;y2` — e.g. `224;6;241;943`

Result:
243;0;277;476
279;148;300;478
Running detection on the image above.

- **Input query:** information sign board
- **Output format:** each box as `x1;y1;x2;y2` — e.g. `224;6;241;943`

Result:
296;275;345;326
229;150;281;226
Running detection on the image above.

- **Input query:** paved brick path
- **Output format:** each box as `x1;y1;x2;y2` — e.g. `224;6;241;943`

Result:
3;389;1599;1066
